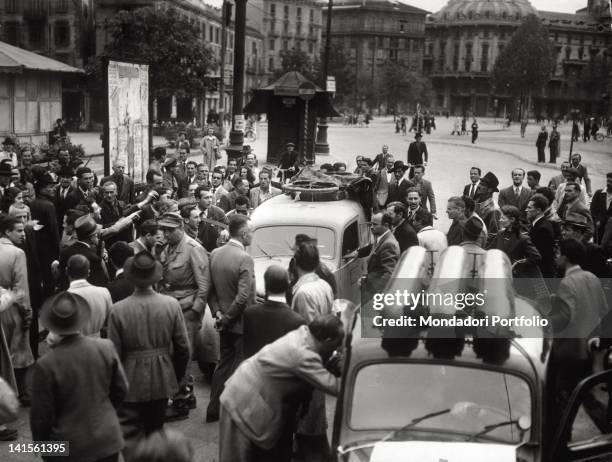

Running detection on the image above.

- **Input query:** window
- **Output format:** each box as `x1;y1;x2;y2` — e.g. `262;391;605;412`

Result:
389;49;398;61
283;39;288;50
269;38;276;51
268;57;274;72
284;5;289;19
209;25;214;42
481;43;489;72
54;21;70;48
453;43;459;71
270;3;276;16
308;42;313;53
56;0;69;14
565;46;571;60
578;46;584;60
297;7;302;19
284;22;289;33
6;0;18;14
309;9;314;22
342;222;359;256
296;23;302;35
389;37;398;49
296;40;301;51
215;28;220;44
28;24;44;49
465;43;473;71
252;42;257;54
3;22;19;46
399;20;406;32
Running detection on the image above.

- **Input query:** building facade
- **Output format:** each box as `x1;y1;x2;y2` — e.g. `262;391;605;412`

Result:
424;0;611;118
247;0;323;85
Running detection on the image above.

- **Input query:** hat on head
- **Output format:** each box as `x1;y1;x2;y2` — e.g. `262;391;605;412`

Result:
40;291;92;335
291;234;318;251
74;215;101;240
415;132;423;139
286;142;295;148
163;156;177;168
563;212;589;229
158;212;183;229
57;166;75;178
2;137;14;146
124;251;163;286
0;162;12;178
463;216;484;241
479;172;499;192
34;172;58;187
392;160;409;172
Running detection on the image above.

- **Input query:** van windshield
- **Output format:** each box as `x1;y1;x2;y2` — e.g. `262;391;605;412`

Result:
251;226;335;260
350;363;531;444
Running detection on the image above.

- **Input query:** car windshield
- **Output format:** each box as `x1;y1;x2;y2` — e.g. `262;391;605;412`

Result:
350;363;531;444
250;226;336;260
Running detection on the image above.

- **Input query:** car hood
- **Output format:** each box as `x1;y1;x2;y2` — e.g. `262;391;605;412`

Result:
368;441;515;462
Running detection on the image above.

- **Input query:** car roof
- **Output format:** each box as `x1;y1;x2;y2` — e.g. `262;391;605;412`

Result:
250;194;366;229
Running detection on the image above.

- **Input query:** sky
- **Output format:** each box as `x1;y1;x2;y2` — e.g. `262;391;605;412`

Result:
203;0;589;15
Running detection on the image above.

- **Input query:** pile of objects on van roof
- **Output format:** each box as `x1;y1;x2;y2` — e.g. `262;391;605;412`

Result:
282;166;373;217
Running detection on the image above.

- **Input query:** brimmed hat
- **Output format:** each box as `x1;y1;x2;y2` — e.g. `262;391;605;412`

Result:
563;212;589;229
124;251;163;286
291;234;318;251
286;142;295;148
2;137;14;146
463;216;484;240
158;212;183;229
392;161;409;172
415;132;423;139
74;215;102;240
0;162;12;177
57;166;75;178
479;172;499;192
34;172;58;187
40;291;91;335
163;156;177;168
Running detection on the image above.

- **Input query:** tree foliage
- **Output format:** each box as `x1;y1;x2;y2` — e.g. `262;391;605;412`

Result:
493;14;555;96
97;7;216;98
315;46;356;107
274;49;317;82
377;61;433;111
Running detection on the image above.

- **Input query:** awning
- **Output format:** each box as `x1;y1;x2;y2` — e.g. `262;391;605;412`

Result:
0;40;83;74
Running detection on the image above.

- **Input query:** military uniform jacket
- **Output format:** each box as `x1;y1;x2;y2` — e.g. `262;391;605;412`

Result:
160;234;210;315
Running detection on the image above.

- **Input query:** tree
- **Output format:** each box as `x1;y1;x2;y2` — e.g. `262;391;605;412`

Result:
314;46;355;108
96;7;216;99
493;14;555;119
274;49;317;82
377;61;433;112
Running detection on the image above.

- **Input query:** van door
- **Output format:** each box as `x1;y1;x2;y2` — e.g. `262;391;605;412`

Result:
550;369;612;461
337;220;363;304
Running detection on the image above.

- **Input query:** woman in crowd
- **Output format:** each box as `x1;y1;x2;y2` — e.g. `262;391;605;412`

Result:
490;205;542;267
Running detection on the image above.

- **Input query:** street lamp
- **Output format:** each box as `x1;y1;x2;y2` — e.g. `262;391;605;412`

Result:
226;0;247;161
314;0;333;157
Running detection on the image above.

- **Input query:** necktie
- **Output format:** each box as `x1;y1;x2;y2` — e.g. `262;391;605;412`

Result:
515;187;520;198
469;184;475;199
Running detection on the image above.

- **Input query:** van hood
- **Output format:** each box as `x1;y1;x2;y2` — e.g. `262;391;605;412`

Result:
368;441;515;462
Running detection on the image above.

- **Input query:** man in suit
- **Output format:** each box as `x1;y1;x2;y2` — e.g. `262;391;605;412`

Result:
30;173;61;298
65;167;96;211
412;165;437;218
219;315;342;462
108;251;190;456
561;213;610;278
59;215;109;289
129;219;158;255
536;126;548;163
590;172;612;245
405;187;423;226
373;155;394;210
31;292;128;462
446;196;467;246
107;242;134;303
386;201;418;253
557;182;594;238
243;265;305;359
387;161;413;204
474;171;502;247
162;157;186;199
207;215;255;422
100;160;135;205
225;178;251;212
553;167;589;213
372;145;391;171
526;194;556;278
358;212;400;303
462;167;481;199
183;161;199;192
64;255;112;338
407;132;428;178
210;167;230;211
570;153;592;196
526;170;541;192
250;170;280;208
498;168;532;215
195;185;228;252
99;181;133;248
54;166;75;228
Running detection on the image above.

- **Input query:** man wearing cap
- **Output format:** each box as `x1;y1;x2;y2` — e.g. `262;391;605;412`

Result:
207;214;255;422
278;142;299;181
101;160;135;205
459;216;486;256
473;171;502;247
54;166;75;227
31;291;128;462
407;132;428;179
59;215;109;289
387;161;414;204
157;212;210;418
108;251;190;455
201;127;220;171
561;213;610;278
162;157;185;198
30;172;61;296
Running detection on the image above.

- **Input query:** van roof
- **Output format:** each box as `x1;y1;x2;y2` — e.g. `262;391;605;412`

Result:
250;194;366;229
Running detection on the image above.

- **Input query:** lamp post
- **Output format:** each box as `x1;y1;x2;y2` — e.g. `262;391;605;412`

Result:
314;0;333;157
226;0;247;161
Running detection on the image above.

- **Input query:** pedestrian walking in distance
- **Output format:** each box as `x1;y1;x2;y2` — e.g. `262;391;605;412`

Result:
471;118;479;144
536;126;548;163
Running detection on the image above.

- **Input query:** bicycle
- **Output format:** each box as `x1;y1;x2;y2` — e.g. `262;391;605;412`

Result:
245;128;257;142
593;132;611;142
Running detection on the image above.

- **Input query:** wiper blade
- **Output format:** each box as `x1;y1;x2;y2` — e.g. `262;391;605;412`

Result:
380;408;451;443
256;244;272;259
468;419;518;441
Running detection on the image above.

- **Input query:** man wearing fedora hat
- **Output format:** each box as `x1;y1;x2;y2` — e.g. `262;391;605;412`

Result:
387;161;414;204
59;214;109;289
473;171;502;247
31;291;128;462
407;132;428;179
108;251;190;455
277;142;299;181
157;212;210;419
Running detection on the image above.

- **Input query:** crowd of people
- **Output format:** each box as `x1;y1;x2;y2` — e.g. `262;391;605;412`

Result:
0;124;611;462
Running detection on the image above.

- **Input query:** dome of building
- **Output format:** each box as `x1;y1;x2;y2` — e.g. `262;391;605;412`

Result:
430;0;538;23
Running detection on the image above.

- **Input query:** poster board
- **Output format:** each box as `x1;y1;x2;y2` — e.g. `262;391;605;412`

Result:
107;60;149;183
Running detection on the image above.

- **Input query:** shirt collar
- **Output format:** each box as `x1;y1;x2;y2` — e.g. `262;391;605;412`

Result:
565;264;581;276
115;268;124;277
228;238;245;250
376;229;391;243
267;294;286;303
69;279;89;288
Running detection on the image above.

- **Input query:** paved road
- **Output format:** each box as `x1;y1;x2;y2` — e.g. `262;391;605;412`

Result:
4;116;609;461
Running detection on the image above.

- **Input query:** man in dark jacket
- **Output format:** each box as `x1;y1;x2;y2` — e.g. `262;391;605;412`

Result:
195;186;228;252
526;194;557;277
590;172;612;245
386;201;419;253
243;266;305;359
406;132;428;178
107;242;134;303
100;160;135;205
536;126;548;163
446;196;467;246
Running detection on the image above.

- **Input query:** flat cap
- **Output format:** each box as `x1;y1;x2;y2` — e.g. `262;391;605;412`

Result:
157;212;183;229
